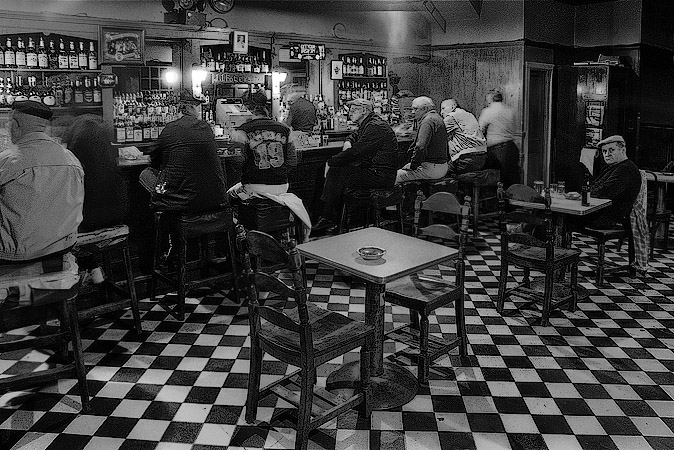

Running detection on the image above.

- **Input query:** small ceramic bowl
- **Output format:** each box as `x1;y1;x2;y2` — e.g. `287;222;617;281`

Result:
357;246;386;260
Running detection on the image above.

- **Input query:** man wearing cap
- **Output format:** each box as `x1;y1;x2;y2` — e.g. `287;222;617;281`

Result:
441;98;487;175
312;97;398;233
396;96;448;184
583;135;641;228
0;100;84;262
140;88;227;213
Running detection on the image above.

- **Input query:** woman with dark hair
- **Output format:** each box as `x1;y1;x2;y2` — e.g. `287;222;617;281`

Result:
63;114;128;232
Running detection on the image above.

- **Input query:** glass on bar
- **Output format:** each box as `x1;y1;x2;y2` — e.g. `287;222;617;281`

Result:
534;180;544;195
557;181;566;197
550;183;558;197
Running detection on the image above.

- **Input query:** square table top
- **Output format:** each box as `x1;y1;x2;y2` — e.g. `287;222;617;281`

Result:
297;227;458;285
644;171;674;183
508;195;611;216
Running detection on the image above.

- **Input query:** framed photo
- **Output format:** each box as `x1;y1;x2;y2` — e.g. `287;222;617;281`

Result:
331;60;343;80
100;26;145;65
233;30;248;54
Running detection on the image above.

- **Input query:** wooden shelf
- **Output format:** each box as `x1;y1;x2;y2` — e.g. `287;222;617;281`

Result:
0;105;102;112
0;68;100;74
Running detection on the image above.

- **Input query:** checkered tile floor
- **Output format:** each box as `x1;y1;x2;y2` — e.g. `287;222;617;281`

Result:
2;218;674;450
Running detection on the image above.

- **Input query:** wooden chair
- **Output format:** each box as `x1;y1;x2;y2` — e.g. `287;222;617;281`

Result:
496;183;581;326
384;191;470;383
644;170;671;256
74;225;142;333
339;185;405;234
150;206;241;321
240;230;374;450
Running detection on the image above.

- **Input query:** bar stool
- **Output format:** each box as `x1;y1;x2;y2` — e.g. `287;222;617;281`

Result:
339;185;405;234
234;197;305;244
456;169;501;238
0;254;90;412
150;206;241;321
74;225;142;333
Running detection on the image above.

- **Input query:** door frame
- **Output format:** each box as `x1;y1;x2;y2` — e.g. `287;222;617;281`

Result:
523;62;554;185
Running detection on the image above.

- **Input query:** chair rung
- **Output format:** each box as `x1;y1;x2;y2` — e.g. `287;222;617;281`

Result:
387;325;460;359
0;364;75;391
0;332;68;353
78;299;132;321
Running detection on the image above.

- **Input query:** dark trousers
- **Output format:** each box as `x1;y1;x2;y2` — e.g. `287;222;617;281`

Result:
487;141;520;188
447;152;487;176
320;165;396;221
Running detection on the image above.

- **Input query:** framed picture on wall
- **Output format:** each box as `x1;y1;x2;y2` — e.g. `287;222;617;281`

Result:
331;60;343;80
233;30;248;54
100;26;145;64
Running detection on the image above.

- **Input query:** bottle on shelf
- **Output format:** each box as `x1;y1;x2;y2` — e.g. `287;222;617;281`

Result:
115;115;126;144
37;36;49;69
73;78;84;104
48;39;58;69
15;37;27;69
26;37;38;68
14;75;28;102
92;77;102;104
58;39;69;69
0;79;5;106
4;77;15;105
63;79;74;105
4;38;16;69
68;41;79;70
78;42;88;70
83;76;93;103
133;115;143;142
88;41;97;70
54;81;64;106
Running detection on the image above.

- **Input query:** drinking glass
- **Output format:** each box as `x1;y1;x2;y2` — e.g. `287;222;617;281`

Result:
549;183;558;197
557;181;566;197
534;180;544;195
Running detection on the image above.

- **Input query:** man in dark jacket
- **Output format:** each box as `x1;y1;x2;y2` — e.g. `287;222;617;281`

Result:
312;98;398;232
140;89;227;212
396;96;448;184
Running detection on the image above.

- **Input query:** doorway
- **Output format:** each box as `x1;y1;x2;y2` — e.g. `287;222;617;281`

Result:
523;63;553;185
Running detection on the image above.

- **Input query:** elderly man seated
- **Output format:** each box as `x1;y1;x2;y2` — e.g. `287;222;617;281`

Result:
1;101;84;264
441;98;487;176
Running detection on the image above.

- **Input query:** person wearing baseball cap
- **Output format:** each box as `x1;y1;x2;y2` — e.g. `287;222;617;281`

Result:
1;101;84;262
312;97;398;234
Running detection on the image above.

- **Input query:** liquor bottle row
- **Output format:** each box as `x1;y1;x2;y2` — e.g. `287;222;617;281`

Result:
337;80;388;102
113;91;182;143
0;74;102;108
0;35;97;71
200;50;270;74
340;54;387;78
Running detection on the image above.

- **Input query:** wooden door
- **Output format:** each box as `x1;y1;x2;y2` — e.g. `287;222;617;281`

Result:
524;63;553;185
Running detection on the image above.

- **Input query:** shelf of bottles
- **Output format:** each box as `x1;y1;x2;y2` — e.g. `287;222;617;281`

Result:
337;53;389;119
112;91;180;144
0;32;100;110
200;45;270;76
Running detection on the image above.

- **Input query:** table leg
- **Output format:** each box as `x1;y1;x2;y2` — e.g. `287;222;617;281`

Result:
326;281;418;410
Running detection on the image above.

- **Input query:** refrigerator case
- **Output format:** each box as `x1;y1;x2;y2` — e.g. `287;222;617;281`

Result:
553;64;636;192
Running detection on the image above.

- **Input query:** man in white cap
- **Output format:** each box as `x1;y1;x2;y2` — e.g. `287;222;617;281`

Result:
313;98;398;233
580;134;641;228
0;100;84;262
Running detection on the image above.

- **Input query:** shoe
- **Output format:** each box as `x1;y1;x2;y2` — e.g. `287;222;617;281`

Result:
312;217;337;232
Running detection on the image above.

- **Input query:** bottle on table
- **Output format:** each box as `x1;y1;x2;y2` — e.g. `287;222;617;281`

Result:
581;172;591;207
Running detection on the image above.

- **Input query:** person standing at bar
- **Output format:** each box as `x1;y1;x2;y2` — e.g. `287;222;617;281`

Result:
441;98;487;176
312;98;398;233
283;88;317;133
395;96;448;184
478;88;519;187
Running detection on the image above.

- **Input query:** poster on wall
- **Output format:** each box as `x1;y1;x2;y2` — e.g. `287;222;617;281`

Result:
233;30;248;54
331;60;343;80
585;127;603;148
100;26;145;64
585;103;605;127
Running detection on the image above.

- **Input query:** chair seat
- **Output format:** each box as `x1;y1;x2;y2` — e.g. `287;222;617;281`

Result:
259;302;374;358
344;186;404;208
508;244;581;265
581;226;627;240
178;208;232;239
386;274;460;312
457;169;501;186
76;224;129;248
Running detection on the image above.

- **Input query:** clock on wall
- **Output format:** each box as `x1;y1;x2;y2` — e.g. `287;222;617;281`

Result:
209;0;235;14
333;23;346;39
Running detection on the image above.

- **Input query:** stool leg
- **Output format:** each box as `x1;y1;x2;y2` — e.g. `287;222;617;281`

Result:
397;203;404;234
596;239;606;286
226;226;242;304
472;185;480;238
339;204;348;234
122;242;142;334
177;237;187;321
374;208;381;229
63;296;90;412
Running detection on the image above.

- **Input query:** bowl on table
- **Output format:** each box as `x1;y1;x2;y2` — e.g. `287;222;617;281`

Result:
564;192;582;201
357;246;386;260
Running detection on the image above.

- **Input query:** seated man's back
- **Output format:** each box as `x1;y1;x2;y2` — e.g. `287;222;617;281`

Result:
1;101;84;262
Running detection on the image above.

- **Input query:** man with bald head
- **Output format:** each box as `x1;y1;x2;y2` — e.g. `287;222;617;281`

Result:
1;101;84;262
441;98;487;175
396;96;448;184
283;89;317;133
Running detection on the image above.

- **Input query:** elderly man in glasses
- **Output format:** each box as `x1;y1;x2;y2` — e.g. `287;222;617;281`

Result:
395;96;448;184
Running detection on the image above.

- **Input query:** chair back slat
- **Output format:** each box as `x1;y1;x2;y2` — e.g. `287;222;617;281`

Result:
498;182;554;254
413;191;466;237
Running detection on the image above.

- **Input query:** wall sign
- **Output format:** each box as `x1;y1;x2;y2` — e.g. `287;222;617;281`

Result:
289;42;325;60
330;60;343;80
233;30;248;54
97;73;119;88
100;26;145;65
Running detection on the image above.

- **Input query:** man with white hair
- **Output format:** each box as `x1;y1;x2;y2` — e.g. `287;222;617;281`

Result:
478;88;519;187
396;96;448;184
0;100;84;262
283;89;317;133
441;98;487;175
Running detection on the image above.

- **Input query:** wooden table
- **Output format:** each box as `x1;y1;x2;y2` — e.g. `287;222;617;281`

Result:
297;227;458;410
508;194;612;296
